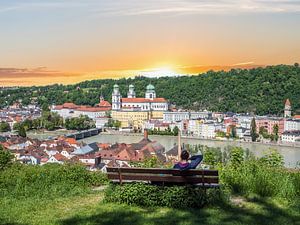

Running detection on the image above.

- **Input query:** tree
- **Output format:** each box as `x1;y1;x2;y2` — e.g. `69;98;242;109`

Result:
0;145;13;170
273;124;279;142
229;125;236;138
13;122;21;131
173;126;179;136
250;118;258;142
0;122;11;132
113;120;121;129
18;125;27;137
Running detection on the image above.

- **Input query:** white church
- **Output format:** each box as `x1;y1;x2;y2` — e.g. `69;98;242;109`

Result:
112;84;168;111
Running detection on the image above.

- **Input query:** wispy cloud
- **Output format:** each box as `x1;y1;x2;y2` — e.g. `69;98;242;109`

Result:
1;0;300;16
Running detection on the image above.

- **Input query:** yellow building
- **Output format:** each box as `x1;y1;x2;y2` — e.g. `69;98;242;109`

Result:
111;110;164;128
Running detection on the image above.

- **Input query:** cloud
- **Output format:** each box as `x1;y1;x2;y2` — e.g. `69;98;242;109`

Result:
1;0;300;16
232;62;255;66
92;0;300;16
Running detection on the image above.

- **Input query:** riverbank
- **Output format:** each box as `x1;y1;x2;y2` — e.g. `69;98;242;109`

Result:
101;130;300;149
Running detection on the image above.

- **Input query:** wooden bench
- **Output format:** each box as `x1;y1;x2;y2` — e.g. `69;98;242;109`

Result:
107;167;219;188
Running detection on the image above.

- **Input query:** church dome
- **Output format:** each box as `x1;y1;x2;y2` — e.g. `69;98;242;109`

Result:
113;84;119;88
129;84;134;89
146;84;155;91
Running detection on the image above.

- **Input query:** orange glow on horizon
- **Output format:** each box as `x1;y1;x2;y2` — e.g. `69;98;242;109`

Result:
0;63;265;87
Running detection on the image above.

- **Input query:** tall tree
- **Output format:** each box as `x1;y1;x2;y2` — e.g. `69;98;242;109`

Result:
250;118;258;142
0;122;11;132
18;125;27;138
273;124;279;142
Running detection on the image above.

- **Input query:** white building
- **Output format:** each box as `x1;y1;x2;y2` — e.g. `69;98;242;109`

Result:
199;123;221;139
51;98;111;120
163;111;211;123
112;84;168;112
236;115;252;129
281;131;300;143
284;119;300;131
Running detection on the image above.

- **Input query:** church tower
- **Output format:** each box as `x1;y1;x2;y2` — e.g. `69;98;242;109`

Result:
284;99;291;118
145;84;156;100
112;84;121;110
127;84;136;98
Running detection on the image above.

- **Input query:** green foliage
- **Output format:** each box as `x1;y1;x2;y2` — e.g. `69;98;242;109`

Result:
273;124;279;142
202;147;222;168
18;125;27;137
216;131;227;138
65;115;95;131
259;148;284;168
250;118;258;142
1;65;299;115
173;126;179;136
0;121;11;132
106;119;121;129
130;156;164;168
229;147;244;168
221;160;300;199
148;126;175;136
105;183;222;208
13;111;64;132
0;163;108;198
0;145;13;170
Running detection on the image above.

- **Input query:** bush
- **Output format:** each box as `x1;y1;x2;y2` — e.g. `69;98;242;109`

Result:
104;183;226;208
0;163;108;199
221;160;300;200
0;146;13;170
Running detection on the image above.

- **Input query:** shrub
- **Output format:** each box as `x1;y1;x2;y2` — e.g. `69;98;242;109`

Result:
104;183;225;208
0;146;13;170
220;160;299;200
0;163;108;198
259;148;284;168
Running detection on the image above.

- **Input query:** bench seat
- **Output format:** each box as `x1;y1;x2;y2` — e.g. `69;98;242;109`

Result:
107;167;219;187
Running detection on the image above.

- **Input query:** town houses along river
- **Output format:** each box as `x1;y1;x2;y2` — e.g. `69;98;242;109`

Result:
82;133;300;168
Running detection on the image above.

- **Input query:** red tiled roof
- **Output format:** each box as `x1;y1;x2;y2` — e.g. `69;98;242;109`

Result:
97;100;111;107
121;98;167;103
53;153;67;161
294;115;300;119
77;106;111;112
64;138;78;145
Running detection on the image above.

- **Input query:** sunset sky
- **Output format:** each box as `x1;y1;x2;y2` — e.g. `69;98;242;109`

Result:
1;0;300;86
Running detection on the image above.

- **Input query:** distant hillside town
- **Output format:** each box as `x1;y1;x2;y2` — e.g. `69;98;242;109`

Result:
1;84;300;145
0;83;300;171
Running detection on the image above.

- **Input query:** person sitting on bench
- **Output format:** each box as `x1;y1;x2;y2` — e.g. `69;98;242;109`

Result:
174;150;203;171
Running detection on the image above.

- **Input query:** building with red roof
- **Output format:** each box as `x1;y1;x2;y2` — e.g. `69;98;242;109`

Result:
51;97;111;122
111;84;168;128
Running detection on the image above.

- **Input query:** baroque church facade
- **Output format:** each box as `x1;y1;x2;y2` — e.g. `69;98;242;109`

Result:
112;84;168;112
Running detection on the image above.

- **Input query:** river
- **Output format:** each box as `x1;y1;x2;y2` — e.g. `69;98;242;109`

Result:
27;131;300;168
82;133;300;168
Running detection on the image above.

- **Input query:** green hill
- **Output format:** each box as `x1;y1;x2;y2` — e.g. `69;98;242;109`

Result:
1;64;299;115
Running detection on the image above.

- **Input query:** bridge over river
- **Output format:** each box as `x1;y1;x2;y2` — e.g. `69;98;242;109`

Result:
64;128;102;140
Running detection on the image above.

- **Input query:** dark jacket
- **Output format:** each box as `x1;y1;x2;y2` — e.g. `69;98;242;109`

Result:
173;155;203;171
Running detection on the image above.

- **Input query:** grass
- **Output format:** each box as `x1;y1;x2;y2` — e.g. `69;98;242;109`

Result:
0;191;299;225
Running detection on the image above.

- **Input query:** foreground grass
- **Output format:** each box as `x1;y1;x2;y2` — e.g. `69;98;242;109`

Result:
0;192;299;225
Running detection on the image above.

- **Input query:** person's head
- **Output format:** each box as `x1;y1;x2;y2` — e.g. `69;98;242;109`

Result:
180;150;190;161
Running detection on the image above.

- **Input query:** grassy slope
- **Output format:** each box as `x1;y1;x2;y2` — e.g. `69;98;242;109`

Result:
0;192;299;225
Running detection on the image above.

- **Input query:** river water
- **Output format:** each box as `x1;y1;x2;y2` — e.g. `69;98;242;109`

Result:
81;133;300;168
27;131;300;168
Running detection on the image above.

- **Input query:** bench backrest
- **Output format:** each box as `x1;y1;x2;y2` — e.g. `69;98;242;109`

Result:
107;167;219;186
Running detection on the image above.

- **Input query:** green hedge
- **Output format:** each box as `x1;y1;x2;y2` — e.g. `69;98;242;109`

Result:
104;183;227;208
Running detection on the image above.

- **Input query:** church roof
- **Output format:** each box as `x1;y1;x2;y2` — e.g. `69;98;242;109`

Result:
285;99;291;106
122;97;167;103
97;100;111;107
146;84;155;90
